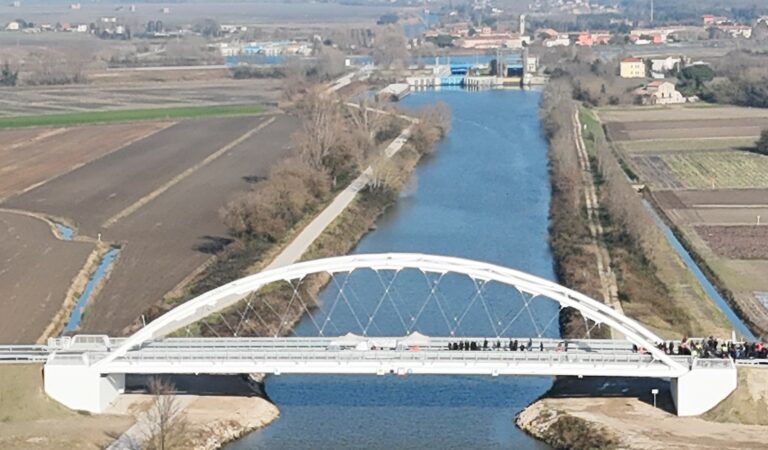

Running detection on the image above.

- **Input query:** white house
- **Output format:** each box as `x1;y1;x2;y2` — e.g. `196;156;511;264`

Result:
5;21;20;31
634;80;686;105
544;34;571;47
650;56;685;76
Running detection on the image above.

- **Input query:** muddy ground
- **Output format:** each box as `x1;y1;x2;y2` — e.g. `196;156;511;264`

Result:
0;122;169;200
694;225;768;259
80;114;298;333
3;116;266;235
0;211;94;343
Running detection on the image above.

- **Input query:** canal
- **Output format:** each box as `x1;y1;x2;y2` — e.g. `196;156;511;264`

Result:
228;89;557;449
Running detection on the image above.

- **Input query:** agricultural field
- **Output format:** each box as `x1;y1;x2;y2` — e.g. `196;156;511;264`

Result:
0;104;298;337
598;104;768;335
0;79;281;117
0;211;94;344
80;114;299;332
659;152;768;190
597;105;768;123
0;122;170;200
605;118;768;142
4;116;267;234
694;226;768;259
618;137;756;154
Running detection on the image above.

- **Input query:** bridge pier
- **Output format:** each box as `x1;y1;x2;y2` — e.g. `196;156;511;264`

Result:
44;365;123;413
671;359;737;416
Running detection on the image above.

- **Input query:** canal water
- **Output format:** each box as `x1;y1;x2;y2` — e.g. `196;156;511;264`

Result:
228;89;556;449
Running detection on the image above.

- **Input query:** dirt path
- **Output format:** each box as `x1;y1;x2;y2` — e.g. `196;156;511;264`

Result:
572;110;623;332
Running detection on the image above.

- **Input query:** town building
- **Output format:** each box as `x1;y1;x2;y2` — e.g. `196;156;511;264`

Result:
634;80;686;105
620;57;646;78
702;15;728;26
544;34;570;47
457;32;529;50
5;21;20;31
575;31;611;46
717;24;752;38
649;56;688;78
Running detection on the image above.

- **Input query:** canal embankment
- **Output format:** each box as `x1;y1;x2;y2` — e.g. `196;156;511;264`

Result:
229;88;558;450
107;94;449;450
516;80;766;450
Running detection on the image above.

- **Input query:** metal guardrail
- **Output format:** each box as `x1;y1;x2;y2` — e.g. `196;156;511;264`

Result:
735;359;768;368
110;348;671;366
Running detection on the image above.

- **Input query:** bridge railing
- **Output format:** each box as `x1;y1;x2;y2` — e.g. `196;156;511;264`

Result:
109;348;683;368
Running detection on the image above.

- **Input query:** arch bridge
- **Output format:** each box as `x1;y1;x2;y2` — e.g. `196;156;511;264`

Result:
42;253;736;416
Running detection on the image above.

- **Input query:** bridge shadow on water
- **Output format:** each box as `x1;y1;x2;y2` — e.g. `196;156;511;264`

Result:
545;376;676;414
125;374;264;397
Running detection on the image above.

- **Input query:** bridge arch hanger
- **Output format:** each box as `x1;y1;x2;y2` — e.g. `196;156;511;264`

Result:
94;253;688;375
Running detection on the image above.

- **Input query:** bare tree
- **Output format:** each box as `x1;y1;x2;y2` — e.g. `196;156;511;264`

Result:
372;25;408;68
143;377;189;450
409;101;452;155
292;90;345;171
220;158;330;240
368;158;402;192
347;99;386;159
315;46;346;80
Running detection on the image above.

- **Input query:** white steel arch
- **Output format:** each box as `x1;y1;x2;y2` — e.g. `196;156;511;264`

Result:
95;253;687;374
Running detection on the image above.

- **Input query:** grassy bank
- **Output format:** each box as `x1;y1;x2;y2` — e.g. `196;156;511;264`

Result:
0;104;265;128
0;364;133;449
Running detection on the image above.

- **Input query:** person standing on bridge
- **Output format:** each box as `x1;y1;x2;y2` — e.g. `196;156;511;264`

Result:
539;341;543;352
527;338;533;351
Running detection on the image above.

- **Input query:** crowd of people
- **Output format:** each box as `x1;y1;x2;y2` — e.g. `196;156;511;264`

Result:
442;336;768;361
635;337;768;360
446;338;568;352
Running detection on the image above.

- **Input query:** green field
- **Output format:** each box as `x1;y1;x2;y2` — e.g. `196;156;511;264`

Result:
662;151;768;189
578;105;605;156
0;104;265;128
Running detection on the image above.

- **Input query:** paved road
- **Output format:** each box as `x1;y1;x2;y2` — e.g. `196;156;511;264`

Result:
265;128;411;269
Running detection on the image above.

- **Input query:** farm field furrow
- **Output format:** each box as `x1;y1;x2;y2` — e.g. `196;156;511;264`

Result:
619;137;757;154
671;208;768;226
617;126;762;142
0;122;170;200
598;105;768;123
674;189;768;207
3;116;266;235
0;79;282;116
695;225;768;260
81;114;299;333
0;211;94;344
630;155;684;189
661;152;768;189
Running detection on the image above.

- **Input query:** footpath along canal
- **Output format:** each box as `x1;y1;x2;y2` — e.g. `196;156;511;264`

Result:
229;89;557;449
